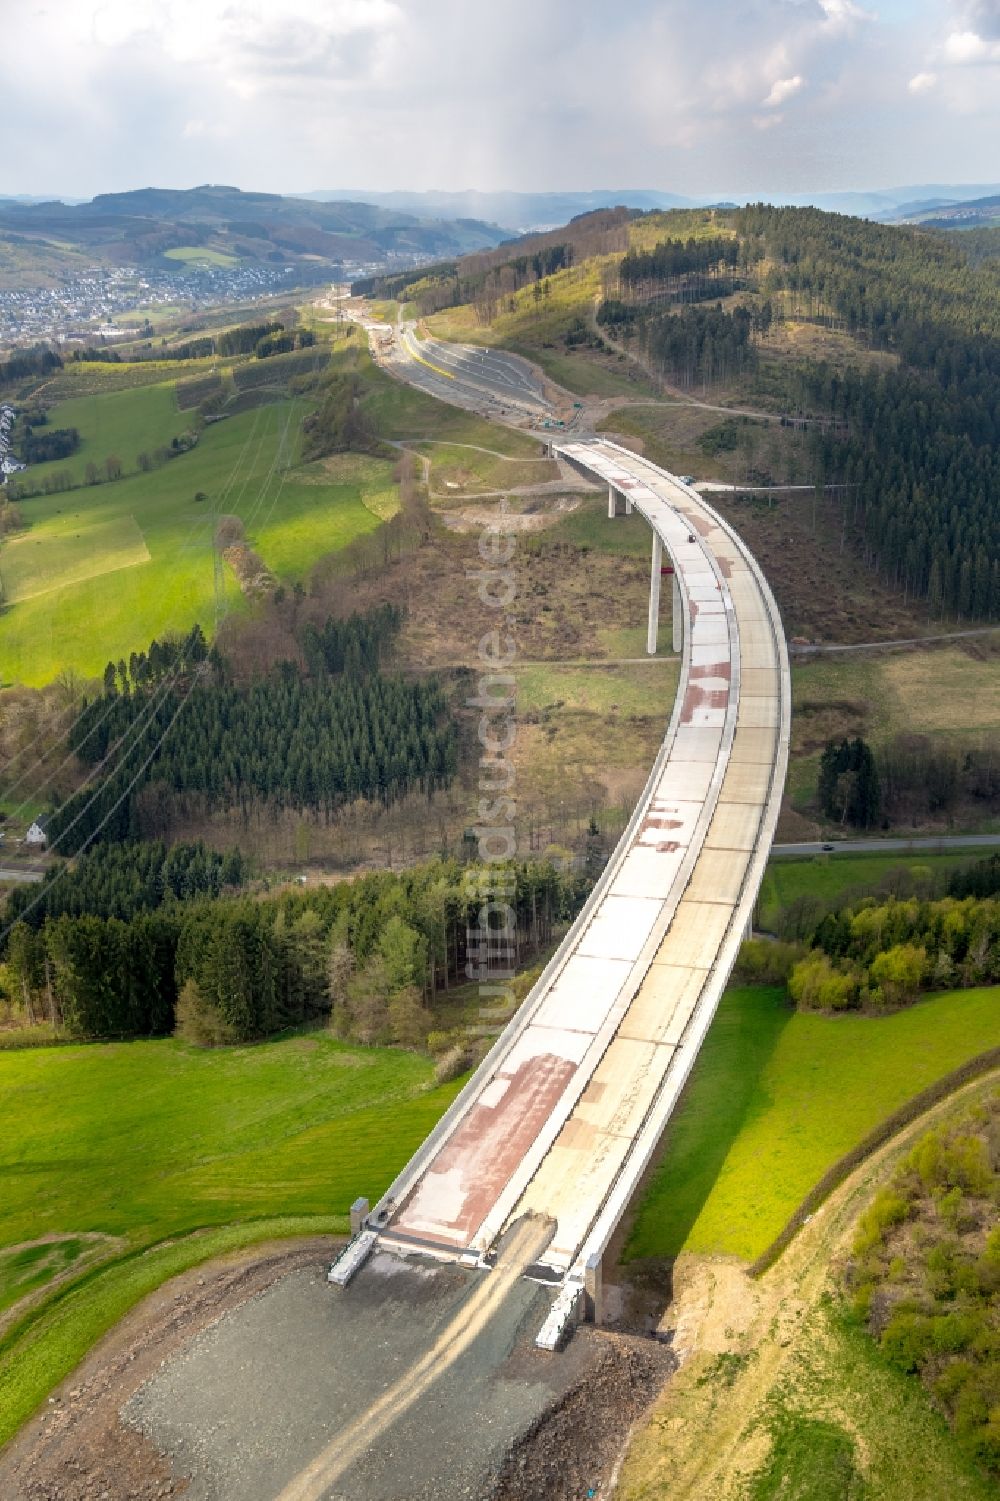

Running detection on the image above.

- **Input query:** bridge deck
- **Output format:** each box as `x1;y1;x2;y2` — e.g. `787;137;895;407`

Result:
373;439;790;1282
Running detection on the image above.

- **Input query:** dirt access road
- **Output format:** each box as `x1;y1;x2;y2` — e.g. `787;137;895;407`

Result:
614;1069;1000;1500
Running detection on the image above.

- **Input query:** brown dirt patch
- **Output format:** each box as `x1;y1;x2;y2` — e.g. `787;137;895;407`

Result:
708;492;928;645
492;1333;675;1501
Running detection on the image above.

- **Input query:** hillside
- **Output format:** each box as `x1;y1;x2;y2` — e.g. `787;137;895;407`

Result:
364;203;1000;634
897;192;1000;230
0;185;506;291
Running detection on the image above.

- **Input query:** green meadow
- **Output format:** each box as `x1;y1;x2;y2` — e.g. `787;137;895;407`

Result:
0;386;396;685
0;1032;461;1444
163;245;239;267
757;850;993;931
20;381;191;483
626;984;1000;1264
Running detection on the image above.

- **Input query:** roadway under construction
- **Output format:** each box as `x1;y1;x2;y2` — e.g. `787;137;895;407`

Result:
115;336;793;1501
333;422;791;1348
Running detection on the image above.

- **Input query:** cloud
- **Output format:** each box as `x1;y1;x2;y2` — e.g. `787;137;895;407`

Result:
942;28;1000;61
763;75;804;107
819;0;875;31
0;0;997;200
959;1;1000;37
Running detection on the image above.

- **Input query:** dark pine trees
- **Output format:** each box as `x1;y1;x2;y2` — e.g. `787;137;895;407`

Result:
818;738;882;828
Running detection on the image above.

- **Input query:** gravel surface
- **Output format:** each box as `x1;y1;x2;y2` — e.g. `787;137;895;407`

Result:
0;1239;338;1501
0;1237;676;1501
126;1248;598;1501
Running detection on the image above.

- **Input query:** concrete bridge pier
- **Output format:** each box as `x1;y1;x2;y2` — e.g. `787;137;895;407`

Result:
647;533;663;654
673;573;682;654
647;534;683;656
608;485;633;518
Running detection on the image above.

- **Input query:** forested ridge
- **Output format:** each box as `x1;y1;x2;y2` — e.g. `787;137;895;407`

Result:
722;209;1000;619
46;606;457;854
374;201;1000;622
3;856;587;1045
606;207;1000;620
737;204;1000;341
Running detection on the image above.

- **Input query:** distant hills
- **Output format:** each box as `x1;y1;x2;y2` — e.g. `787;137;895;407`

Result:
0;185;508;290
3;179;999;297
301;188;699;232
305;183;1000;231
891;192;1000;230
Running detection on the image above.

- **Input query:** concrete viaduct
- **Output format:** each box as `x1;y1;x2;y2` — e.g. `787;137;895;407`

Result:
332;423;790;1348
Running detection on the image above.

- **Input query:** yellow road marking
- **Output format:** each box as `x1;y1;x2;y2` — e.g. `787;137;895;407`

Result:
404;335;455;380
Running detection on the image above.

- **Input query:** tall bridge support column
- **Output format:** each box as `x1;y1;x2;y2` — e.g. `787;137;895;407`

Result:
673;572;683;654
647;533;663;655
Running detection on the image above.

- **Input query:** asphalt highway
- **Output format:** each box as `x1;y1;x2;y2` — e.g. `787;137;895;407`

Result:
773;834;1000;857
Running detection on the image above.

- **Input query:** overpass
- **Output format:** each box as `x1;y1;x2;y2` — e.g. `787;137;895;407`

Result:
332;430;791;1345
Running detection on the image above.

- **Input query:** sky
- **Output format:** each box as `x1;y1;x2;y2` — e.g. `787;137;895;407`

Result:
6;0;1000;200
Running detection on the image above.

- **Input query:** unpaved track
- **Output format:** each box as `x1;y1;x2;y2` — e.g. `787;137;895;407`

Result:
614;1068;1000;1499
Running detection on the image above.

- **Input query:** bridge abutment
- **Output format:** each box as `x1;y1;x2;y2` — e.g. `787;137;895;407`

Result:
584;1252;604;1325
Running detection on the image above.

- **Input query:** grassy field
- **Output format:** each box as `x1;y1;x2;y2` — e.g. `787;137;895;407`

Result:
534;494;655;558
792;647;1000;746
0;1031;461;1444
524;346;656;398
2;513;150;604
787;645;1000;820
734;1300;997;1501
0;397;396;685
21;381;192;488
416;440;556;496
625;984;1000;1265
757;849;990;930
163;246;239;267
360;356;544;456
516;659;679;719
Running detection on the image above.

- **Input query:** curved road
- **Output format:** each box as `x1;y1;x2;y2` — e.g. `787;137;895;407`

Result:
336;422;790;1340
350;298;553;422
123;325;793;1501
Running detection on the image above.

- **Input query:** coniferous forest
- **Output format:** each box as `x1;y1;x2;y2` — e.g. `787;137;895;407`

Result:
732;209;1000;619
47;606;457;853
4;857;587;1044
483;203;1000;619
591;205;1000;621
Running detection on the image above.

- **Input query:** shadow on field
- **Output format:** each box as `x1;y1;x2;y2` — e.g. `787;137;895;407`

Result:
605;987;793;1328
